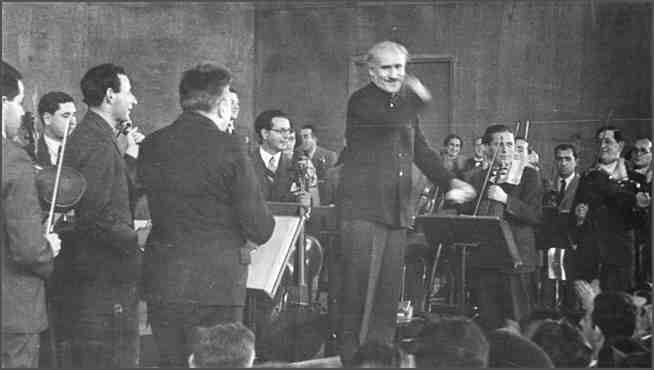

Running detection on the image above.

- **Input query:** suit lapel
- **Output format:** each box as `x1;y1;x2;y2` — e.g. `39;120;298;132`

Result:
558;173;580;211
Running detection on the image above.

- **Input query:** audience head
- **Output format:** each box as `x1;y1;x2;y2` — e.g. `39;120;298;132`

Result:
487;328;554;368
530;319;593;368
408;316;489;368
81;63;137;125
351;341;403;368
189;322;255;368
1;60;25;139
595;125;624;165
254;109;293;153
299;124;318;154
482;124;514;166
554;143;578;178
592;291;639;339
179;63;232;131
443;134;463;158
366;41;408;93
38;91;77;140
631;137;652;170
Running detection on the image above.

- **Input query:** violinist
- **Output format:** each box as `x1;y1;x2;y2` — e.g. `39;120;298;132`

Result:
31;92;77;167
461;124;544;331
2;60;61;368
571;126;650;293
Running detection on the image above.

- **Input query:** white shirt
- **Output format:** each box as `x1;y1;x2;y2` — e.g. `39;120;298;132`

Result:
259;146;281;173
43;134;62;166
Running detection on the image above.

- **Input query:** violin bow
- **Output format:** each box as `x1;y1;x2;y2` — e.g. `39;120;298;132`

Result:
45;118;71;233
473;135;502;216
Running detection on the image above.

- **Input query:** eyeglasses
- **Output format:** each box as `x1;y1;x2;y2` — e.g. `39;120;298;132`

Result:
634;148;651;154
269;128;293;135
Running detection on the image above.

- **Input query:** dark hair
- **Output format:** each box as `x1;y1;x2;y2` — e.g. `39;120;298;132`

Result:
443;133;463;147
596;125;624;143
410;317;489;368
192;322;255;368
179;63;231;112
254;109;290;143
301;124;316;134
1;60;22;100
530;320;593;368
80;63;126;107
593;291;638;338
38;91;75;123
352;341;403;368
554;143;578;159
482;124;512;145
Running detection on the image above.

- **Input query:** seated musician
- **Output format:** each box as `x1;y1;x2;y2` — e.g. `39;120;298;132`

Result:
571;126;650;293
251;109;311;208
460;124;544;331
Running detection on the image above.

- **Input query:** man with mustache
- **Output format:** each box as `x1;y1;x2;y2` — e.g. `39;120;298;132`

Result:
338;40;476;364
62;63;143;367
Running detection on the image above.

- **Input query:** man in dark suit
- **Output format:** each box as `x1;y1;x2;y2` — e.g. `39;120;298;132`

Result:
2;60;61;367
462;124;543;331
30;91;78;167
139;63;275;367
298;124;337;204
338;41;476;364
251;109;311;207
539;143;581;310
572;126;650;293
61;63;143;367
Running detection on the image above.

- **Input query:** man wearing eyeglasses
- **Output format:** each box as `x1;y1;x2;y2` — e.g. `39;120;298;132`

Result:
251;109;311;208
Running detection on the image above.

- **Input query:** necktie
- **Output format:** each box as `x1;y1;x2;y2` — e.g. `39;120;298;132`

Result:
557;178;566;204
268;156;277;173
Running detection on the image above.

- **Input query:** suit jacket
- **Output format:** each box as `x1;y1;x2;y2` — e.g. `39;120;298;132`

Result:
339;83;455;228
33;135;54;167
62;110;141;284
570;163;648;278
2;138;54;333
462;165;544;272
307;146;337;180
539;173;581;250
139;111;274;306
251;147;298;202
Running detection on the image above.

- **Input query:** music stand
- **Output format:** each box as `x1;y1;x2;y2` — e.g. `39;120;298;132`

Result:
415;214;522;315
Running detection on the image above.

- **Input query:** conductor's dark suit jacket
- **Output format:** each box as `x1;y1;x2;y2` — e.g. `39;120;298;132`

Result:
62;110;141;284
139;111;275;306
2;138;54;334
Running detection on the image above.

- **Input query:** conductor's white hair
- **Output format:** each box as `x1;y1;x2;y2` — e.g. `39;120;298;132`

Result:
366;41;409;65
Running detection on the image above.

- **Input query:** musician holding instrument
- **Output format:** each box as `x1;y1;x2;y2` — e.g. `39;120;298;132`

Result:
461;124;544;331
571;126;650;293
338;40;476;365
2;60;61;368
139;64;275;367
31;92;78;167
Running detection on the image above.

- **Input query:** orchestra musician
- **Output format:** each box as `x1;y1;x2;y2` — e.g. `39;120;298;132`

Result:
338;40;476;364
2;60;61;368
570;126;650;293
461;124;544;332
138;63;275;367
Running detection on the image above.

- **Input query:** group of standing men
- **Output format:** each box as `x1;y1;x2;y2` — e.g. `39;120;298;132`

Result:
2;37;650;369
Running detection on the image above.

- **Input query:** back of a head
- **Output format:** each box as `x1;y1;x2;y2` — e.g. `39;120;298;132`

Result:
530;320;593;368
191;322;255;368
487;328;554;368
351;341;402;368
1;60;22;100
179;63;231;112
409;316;489;368
593;291;638;339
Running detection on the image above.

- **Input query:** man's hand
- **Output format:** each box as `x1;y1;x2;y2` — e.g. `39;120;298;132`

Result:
444;178;477;204
125;125;145;158
487;184;508;204
636;192;651;208
404;74;432;102
45;232;61;257
575;203;589;225
294;190;312;209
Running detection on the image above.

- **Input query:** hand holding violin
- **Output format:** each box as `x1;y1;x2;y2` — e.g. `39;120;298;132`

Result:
45;232;61;257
